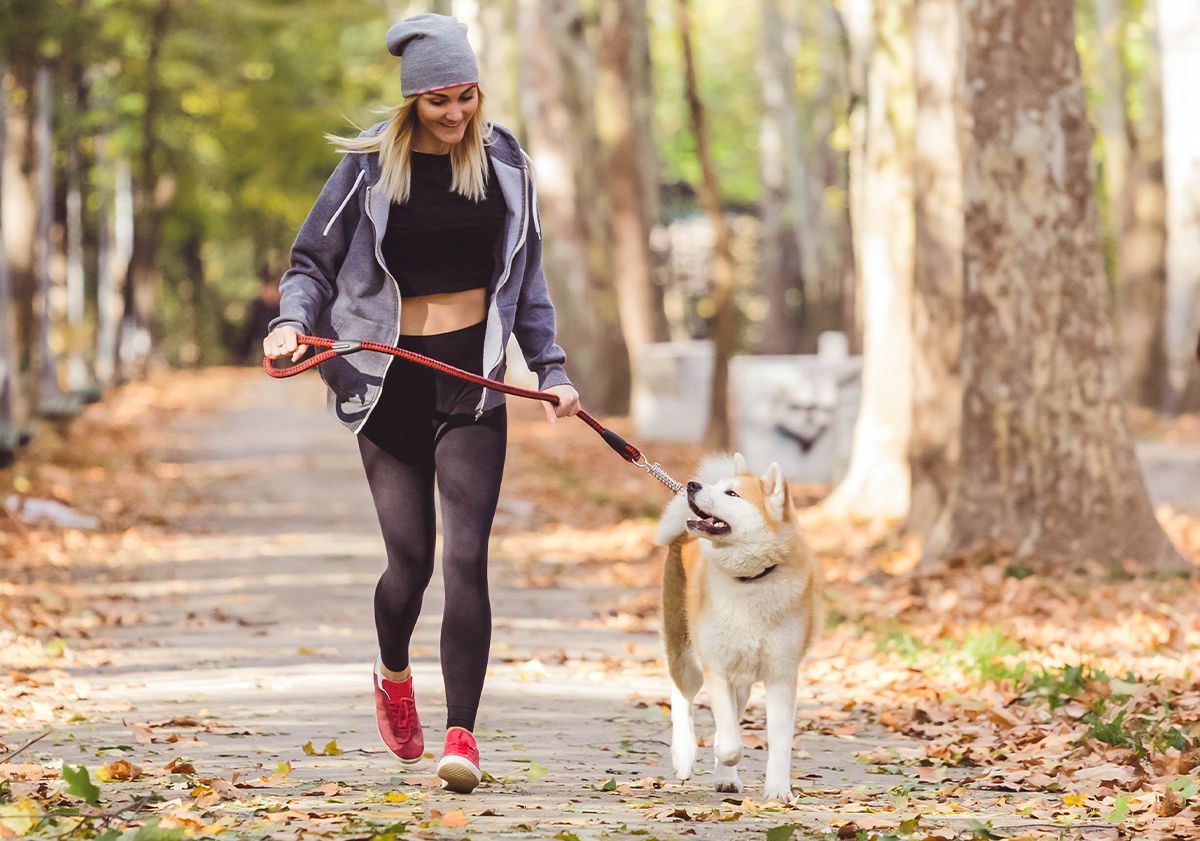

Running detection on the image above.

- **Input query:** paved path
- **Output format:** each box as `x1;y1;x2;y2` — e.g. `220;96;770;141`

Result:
28;369;900;840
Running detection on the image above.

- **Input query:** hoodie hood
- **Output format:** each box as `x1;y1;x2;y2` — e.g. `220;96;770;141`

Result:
355;119;524;184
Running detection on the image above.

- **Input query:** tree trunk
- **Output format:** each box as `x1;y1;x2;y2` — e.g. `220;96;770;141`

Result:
95;141;132;391
823;0;915;519
34;62;70;415
0;59;22;456
1157;0;1200;412
908;0;962;540
757;0;805;354
943;0;1184;572
1117;0;1167;408
123;0;173;381
456;0;519;130
2;60;37;424
675;0;737;450
516;0;630;413
597;0;670;385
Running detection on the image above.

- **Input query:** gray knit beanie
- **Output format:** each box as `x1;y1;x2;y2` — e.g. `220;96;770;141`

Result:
386;13;479;98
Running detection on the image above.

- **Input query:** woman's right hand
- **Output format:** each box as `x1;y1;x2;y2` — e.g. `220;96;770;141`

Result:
263;326;309;363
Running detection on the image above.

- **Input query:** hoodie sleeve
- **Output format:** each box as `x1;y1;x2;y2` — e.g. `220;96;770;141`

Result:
267;151;366;337
512;151;572;391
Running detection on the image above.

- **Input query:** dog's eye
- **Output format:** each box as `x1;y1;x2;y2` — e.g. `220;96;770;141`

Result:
725;489;739;497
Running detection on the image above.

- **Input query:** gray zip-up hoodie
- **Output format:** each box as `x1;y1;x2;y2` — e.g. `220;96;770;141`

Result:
268;119;572;434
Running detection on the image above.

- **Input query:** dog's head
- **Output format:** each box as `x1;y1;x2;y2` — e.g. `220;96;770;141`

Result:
654;451;796;547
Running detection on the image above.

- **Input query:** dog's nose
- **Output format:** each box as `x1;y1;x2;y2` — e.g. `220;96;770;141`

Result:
687;481;701;493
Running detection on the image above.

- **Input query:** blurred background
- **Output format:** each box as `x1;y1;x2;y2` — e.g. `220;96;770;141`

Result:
0;0;1197;547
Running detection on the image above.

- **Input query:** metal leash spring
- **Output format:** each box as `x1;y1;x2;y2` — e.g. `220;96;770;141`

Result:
635;456;685;496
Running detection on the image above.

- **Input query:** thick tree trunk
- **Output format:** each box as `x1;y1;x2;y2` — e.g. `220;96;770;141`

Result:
908;0;962;540
675;0;737;450
597;0;670;385
516;0;629;413
757;0;805;354
944;0;1184;572
1117;0;1168;407
823;0;914;519
1157;0;1200;411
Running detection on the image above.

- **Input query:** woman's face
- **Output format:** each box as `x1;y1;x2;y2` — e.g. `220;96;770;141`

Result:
415;83;479;147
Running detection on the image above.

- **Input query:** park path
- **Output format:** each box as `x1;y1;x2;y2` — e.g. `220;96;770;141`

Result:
33;368;905;840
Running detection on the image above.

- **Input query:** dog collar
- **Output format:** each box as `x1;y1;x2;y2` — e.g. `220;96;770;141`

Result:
736;564;777;582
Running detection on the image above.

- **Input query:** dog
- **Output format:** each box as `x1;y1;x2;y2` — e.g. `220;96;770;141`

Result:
654;451;822;801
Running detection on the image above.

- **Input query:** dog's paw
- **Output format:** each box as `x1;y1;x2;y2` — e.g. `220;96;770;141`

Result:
762;781;795;803
672;748;696;781
713;761;740;793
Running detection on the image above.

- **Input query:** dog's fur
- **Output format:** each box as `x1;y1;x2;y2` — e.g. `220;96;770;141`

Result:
654;451;822;801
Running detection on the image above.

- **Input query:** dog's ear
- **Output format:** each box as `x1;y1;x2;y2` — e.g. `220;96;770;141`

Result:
733;451;750;475
761;462;791;523
654;491;692;545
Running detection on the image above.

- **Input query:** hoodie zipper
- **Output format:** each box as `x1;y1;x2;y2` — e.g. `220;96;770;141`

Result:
474;160;530;420
356;182;403;434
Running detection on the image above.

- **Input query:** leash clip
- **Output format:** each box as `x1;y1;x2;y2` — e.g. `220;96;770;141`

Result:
331;340;363;355
633;454;685;496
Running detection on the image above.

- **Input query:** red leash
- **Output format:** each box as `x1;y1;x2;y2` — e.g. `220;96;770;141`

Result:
263;334;684;494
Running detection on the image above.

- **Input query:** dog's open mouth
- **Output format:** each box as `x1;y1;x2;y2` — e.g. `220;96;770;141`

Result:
687;497;732;536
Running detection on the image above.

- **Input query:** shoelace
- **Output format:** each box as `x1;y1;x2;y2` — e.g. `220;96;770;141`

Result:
383;692;414;732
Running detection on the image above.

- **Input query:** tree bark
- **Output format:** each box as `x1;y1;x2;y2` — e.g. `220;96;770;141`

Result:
0;59;22;455
944;0;1184;572
1117;0;1167;408
908;0;962;540
2;59;37;421
1157;0;1200;411
675;0;737;450
597;0;670;386
823;0;915;519
516;0;630;413
757;0;805;354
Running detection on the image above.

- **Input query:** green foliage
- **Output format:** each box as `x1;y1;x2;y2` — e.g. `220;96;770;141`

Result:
60;761;100;805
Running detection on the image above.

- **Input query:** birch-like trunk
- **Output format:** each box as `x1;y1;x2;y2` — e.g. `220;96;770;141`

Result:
823;0;914;519
1158;0;1200;411
944;0;1184;572
34;63;69;415
2;60;36;419
908;0;962;540
0;59;21;455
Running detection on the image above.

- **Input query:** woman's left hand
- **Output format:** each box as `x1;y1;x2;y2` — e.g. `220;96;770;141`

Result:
542;383;581;423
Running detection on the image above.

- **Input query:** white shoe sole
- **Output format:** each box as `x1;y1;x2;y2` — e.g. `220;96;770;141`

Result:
437;754;481;793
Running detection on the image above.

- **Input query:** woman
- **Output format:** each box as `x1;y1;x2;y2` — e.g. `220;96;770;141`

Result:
262;13;581;794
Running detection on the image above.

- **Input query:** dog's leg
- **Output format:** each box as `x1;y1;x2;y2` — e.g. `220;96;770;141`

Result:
762;671;799;802
670;655;702;780
708;673;743;793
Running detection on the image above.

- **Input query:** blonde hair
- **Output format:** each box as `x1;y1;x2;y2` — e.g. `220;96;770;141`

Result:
327;87;494;204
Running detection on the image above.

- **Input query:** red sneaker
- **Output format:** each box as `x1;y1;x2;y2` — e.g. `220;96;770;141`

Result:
437;726;481;793
372;656;423;764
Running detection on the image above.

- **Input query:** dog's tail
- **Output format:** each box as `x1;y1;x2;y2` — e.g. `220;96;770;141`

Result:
661;537;702;697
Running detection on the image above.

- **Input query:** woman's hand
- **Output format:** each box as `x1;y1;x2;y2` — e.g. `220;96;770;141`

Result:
542;383;580;423
263;326;309;363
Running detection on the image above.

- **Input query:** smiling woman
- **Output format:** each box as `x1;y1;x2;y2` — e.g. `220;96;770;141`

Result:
259;11;581;797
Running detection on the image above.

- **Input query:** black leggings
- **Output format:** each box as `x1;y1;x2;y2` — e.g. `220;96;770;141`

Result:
356;318;506;732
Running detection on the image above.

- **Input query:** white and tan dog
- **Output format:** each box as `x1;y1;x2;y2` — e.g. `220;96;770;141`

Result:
654;452;822;801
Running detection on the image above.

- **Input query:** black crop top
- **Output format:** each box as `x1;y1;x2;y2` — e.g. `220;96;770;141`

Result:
381;151;509;298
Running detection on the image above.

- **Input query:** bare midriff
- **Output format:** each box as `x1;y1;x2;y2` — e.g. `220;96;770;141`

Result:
398;287;487;335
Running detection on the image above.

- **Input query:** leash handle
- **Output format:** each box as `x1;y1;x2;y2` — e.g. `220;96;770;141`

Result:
263;334;649;466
